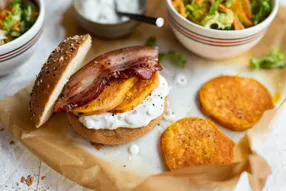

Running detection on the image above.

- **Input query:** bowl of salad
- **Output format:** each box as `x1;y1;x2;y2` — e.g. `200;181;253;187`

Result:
0;0;44;76
166;0;279;59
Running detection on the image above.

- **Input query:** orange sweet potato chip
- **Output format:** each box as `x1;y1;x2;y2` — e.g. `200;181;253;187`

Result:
73;77;138;116
113;72;159;113
161;117;235;171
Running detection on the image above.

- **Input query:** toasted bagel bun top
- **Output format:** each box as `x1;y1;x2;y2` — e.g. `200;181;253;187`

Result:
29;34;92;128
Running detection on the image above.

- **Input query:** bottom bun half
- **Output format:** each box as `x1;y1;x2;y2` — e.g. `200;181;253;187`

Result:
67;98;168;145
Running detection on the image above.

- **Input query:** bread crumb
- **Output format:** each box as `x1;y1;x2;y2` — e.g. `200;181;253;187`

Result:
90;142;103;150
41;176;46;180
26;176;34;186
0;128;4;132
20;175;34;187
20;176;25;183
10;141;15;145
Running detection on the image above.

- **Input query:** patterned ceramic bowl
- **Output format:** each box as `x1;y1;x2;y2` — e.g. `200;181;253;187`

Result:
0;0;45;76
166;0;279;60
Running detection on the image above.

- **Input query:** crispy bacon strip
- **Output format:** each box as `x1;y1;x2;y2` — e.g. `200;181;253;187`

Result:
54;46;161;112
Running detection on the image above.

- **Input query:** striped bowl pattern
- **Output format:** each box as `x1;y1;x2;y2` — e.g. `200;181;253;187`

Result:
166;0;279;60
0;28;43;63
168;14;265;48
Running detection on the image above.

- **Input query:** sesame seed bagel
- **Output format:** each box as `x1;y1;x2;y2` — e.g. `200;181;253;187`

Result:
29;34;92;128
67;98;168;145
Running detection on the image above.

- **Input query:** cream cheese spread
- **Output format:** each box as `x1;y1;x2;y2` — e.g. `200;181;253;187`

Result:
79;75;169;130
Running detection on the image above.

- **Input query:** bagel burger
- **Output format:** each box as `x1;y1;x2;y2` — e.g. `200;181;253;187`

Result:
29;34;169;144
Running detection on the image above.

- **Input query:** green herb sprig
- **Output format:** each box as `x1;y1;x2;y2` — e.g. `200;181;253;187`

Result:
159;51;187;68
145;37;187;68
145;36;157;46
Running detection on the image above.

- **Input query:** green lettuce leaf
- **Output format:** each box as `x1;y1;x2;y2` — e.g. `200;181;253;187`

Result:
209;0;222;15
201;10;234;29
185;1;209;24
250;47;286;69
252;0;272;25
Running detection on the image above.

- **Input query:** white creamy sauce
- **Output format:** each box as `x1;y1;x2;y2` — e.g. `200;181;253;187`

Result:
75;0;141;24
79;75;169;130
128;144;140;155
175;73;187;86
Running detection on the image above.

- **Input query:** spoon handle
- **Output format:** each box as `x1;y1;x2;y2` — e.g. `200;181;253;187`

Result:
117;12;164;27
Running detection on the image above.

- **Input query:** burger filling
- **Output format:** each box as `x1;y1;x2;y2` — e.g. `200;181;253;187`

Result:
78;75;169;130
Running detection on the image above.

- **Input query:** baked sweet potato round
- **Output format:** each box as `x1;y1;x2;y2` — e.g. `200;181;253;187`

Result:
161;117;235;171
199;76;274;131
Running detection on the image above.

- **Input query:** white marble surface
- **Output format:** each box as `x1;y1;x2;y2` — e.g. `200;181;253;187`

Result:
0;0;286;190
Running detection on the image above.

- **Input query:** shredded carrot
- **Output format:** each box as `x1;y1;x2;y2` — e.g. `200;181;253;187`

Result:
218;4;228;13
12;21;21;32
239;13;253;26
233;16;244;30
0;11;6;20
199;10;207;15
196;0;204;6
32;12;39;17
172;0;186;17
232;0;253;27
241;0;253;20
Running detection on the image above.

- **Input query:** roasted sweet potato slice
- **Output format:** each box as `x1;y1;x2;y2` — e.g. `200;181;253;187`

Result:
113;72;159;113
161;117;235;171
73;77;138;115
199;76;274;131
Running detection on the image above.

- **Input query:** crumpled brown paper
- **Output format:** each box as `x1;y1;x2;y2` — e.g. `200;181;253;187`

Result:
1;1;286;191
0;84;279;191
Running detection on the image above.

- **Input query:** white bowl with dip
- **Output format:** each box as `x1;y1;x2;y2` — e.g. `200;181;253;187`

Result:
166;0;279;60
0;0;45;76
73;0;147;39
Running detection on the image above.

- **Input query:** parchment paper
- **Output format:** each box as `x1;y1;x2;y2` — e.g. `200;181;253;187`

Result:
0;1;286;190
